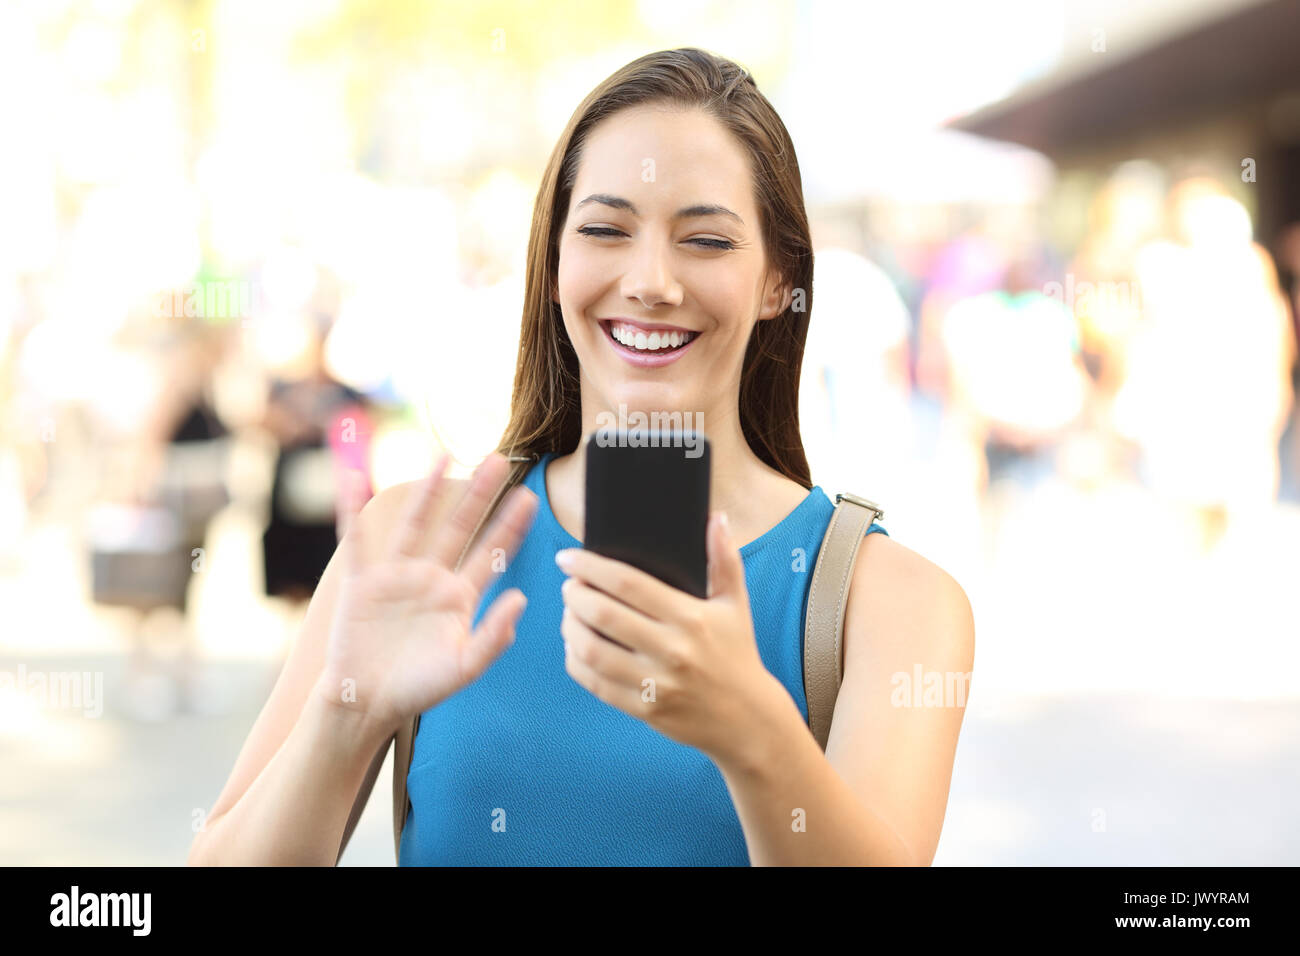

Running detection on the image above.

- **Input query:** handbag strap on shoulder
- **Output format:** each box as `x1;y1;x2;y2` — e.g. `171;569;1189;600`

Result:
803;492;884;752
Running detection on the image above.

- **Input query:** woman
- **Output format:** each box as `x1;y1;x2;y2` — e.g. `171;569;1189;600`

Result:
189;48;974;867
98;318;232;719
260;326;373;606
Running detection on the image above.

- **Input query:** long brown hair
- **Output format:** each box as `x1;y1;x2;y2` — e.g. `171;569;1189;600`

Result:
493;47;815;488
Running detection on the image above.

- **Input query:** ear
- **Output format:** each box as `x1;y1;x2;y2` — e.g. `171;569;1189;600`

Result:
757;271;790;321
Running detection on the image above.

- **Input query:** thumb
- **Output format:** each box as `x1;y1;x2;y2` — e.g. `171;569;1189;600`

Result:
706;511;746;601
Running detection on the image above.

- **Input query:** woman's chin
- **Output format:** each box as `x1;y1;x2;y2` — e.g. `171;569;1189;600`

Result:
596;382;698;416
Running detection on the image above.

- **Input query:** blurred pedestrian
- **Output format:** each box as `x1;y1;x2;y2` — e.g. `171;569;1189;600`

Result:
940;246;1090;510
260;325;373;608
1112;178;1295;551
90;318;234;719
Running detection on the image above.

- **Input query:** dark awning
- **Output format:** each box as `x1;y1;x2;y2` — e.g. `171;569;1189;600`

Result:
947;0;1300;155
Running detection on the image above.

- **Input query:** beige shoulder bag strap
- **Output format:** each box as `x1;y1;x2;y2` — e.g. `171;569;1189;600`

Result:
388;453;537;863
803;492;885;752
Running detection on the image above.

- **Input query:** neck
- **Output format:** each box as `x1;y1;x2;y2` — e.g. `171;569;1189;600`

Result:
543;379;800;547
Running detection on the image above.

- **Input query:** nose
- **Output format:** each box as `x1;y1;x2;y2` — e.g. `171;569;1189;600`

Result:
620;233;683;310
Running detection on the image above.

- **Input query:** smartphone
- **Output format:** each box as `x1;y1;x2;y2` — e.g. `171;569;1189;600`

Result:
583;427;711;599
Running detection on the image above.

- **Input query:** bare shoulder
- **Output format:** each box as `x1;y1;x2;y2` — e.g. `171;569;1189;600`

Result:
845;531;975;666
827;531;975;867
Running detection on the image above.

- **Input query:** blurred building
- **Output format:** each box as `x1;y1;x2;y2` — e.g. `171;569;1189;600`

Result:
950;0;1300;516
949;0;1300;264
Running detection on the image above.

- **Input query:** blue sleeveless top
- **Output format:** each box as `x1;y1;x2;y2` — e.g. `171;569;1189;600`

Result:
398;451;888;866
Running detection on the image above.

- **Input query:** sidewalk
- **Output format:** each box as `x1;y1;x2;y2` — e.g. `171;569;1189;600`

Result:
2;652;1295;864
0;654;395;866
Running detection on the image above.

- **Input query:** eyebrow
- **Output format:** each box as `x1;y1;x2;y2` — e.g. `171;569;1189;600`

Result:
573;193;744;226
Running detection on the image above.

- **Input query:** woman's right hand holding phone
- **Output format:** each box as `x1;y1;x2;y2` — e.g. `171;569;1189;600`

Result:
313;452;538;738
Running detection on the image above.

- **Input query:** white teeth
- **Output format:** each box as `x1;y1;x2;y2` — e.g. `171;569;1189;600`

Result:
609;322;696;351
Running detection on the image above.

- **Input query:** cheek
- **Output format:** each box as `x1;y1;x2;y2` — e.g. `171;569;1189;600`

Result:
695;270;754;326
555;247;604;355
556;241;601;303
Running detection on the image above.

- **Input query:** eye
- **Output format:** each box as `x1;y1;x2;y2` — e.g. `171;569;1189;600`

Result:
575;226;735;250
689;237;735;250
576;226;625;240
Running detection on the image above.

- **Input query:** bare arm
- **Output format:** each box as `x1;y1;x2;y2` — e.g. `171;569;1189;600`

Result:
718;536;975;866
187;451;538;867
186;485;414;866
188;674;396;866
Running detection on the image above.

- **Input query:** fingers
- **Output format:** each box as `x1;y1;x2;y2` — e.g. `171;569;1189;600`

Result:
339;468;369;576
391;450;451;559
456;484;539;595
429;453;512;570
460;588;527;683
706;511;746;602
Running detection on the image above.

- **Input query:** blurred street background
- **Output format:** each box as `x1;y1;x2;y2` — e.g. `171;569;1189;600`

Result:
1;0;1298;865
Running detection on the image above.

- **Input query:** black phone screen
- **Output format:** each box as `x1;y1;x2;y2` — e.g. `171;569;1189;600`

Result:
583;427;711;599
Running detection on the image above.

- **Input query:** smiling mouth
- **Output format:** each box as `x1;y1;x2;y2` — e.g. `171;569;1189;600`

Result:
600;320;699;353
